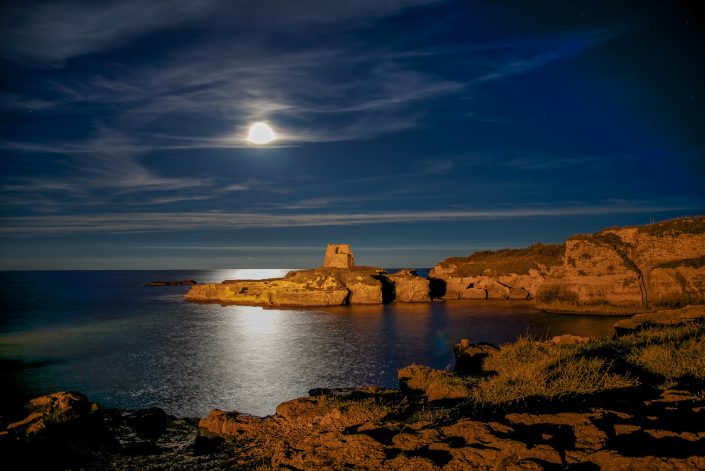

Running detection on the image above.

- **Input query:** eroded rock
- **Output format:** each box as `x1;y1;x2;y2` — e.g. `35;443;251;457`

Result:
452;339;498;376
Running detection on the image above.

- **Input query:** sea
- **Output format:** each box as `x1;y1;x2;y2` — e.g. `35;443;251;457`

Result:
0;269;623;418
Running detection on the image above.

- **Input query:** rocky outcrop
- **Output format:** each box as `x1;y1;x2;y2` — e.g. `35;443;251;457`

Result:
3;391;99;440
388;269;430;303
429;243;564;300
538;217;705;314
613;304;705;336
452;339;499;376
7;316;705;470
185;245;434;306
185;266;384;306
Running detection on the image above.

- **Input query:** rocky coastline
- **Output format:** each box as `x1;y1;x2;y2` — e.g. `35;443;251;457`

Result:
185;217;705;315
3;305;704;470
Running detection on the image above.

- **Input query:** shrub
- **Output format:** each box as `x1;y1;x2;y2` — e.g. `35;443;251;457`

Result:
627;331;705;382
441;243;565;276
470;337;636;405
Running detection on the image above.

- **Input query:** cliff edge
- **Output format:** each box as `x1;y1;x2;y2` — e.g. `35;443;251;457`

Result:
430;216;705;314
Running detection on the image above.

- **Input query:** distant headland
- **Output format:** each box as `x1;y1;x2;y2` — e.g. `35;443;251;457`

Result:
186;216;705;315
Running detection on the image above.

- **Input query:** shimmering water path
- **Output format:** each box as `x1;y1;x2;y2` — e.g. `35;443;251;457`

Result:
0;270;622;417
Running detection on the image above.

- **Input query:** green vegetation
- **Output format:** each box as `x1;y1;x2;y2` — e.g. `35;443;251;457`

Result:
465;323;705;407
442;243;565;276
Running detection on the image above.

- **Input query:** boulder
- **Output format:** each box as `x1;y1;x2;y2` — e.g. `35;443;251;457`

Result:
198;409;262;438
5;391;98;440
452;339;499;376
388;269;430;302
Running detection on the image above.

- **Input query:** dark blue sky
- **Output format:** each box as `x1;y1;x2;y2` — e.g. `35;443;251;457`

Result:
1;0;704;269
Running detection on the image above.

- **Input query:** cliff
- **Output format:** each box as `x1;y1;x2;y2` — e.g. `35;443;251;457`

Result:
537;217;705;314
430;217;705;314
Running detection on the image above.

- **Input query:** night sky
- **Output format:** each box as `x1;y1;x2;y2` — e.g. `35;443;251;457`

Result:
1;1;704;269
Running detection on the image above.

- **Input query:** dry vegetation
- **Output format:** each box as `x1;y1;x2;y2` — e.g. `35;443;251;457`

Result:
448;322;705;409
469;337;637;406
638;216;705;237
441;243;565;276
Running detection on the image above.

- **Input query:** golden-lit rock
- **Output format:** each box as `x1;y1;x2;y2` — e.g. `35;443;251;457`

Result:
431;217;705;314
6;391;98;439
538;217;705;314
430;243;562;300
198;409;262;437
388;269;430;302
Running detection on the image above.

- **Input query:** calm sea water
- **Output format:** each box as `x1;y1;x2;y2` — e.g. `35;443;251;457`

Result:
0;269;623;417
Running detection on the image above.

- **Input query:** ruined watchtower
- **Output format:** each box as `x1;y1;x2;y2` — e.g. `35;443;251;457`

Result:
323;244;355;268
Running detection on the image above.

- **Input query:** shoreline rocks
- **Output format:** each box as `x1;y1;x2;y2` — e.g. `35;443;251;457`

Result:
185;245;432;306
5;307;705;469
185;217;705;313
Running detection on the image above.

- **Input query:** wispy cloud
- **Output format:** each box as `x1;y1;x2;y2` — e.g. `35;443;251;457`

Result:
0;201;698;235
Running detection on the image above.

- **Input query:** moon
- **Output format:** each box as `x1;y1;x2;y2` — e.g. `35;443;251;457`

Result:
247;122;276;145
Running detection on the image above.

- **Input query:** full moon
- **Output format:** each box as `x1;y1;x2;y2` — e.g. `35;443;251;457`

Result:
247;122;276;145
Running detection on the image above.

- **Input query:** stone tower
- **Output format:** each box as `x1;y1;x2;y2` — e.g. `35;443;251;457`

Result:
323;244;355;268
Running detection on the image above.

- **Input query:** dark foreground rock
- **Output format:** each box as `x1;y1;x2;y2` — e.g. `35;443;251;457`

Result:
5;309;704;469
0;392;234;470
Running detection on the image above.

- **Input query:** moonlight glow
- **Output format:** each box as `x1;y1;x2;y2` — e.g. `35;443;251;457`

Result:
247;122;277;145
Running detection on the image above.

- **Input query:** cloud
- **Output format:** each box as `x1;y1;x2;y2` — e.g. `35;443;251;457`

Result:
0;0;443;64
0;201;698;235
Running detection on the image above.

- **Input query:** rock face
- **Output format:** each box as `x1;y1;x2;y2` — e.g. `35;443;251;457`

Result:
430;217;705;314
452;339;499;376
388;269;430;303
323;243;355;268
429;243;564;300
4;391;98;440
538;217;705;314
186;267;365;306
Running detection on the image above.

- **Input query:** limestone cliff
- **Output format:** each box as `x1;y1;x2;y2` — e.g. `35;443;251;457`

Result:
430;217;705;314
429;243;564;300
537;217;705;313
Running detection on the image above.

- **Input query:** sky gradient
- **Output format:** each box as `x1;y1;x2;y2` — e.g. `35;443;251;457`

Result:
1;0;704;269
